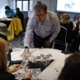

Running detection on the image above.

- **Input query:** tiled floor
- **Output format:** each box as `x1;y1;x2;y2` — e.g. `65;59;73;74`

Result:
8;33;24;49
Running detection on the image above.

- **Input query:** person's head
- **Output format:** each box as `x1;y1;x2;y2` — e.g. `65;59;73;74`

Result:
16;8;20;14
0;38;9;72
5;6;10;11
34;3;47;22
60;13;70;23
58;52;80;80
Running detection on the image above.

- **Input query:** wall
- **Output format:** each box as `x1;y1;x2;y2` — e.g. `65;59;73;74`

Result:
7;0;76;20
0;0;8;18
33;0;76;21
33;0;56;11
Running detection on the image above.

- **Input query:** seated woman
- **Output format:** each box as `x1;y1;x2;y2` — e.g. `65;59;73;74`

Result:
60;13;74;51
60;13;74;43
58;52;80;80
0;38;32;80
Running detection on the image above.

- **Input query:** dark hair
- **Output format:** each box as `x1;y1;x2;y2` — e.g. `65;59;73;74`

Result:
16;8;20;12
34;3;47;13
58;52;80;80
5;6;10;10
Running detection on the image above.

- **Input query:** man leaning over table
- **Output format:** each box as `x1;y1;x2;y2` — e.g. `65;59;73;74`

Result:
22;3;60;57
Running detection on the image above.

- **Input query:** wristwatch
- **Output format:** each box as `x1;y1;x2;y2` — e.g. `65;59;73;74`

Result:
25;46;28;49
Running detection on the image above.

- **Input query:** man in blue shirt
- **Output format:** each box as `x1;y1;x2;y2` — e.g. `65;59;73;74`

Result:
5;6;16;18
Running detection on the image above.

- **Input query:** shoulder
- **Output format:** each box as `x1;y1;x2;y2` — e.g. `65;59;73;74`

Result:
47;11;59;21
48;11;58;18
10;8;14;12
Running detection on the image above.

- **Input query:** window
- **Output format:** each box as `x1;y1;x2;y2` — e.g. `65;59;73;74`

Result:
17;1;22;11
12;0;33;11
29;0;33;11
23;1;28;11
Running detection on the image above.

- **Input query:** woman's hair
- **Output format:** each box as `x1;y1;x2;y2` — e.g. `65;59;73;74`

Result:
0;38;7;72
60;13;70;23
58;52;80;80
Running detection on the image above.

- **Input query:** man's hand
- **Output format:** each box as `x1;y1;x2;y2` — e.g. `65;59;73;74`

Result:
21;48;31;58
44;40;51;48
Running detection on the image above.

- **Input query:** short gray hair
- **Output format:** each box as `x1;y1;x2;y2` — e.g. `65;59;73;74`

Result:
34;3;47;12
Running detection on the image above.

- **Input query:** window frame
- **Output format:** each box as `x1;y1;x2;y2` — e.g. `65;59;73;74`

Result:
12;0;33;11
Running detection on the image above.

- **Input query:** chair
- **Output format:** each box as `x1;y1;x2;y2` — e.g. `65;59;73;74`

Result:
7;18;23;40
53;26;68;52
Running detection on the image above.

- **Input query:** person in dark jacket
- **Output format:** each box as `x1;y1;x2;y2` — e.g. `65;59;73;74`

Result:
69;21;80;52
0;38;32;80
16;8;24;27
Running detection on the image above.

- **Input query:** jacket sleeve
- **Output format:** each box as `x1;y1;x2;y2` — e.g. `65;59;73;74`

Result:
22;78;31;80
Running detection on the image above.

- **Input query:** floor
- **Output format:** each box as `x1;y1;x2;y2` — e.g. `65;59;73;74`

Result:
8;33;80;54
8;33;24;49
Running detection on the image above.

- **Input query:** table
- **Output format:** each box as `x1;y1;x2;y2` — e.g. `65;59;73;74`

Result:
0;18;12;27
9;48;70;80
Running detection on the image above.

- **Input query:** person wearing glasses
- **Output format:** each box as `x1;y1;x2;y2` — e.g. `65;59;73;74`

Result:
23;3;60;56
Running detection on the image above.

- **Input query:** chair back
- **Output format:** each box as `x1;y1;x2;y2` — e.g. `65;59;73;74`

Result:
55;26;68;44
54;26;68;51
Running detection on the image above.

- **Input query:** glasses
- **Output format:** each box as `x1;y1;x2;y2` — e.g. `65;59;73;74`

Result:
36;14;46;17
35;12;46;17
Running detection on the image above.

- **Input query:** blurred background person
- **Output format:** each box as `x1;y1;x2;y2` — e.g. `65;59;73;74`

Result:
5;6;16;18
16;8;24;28
69;21;80;52
0;22;11;40
60;13;74;51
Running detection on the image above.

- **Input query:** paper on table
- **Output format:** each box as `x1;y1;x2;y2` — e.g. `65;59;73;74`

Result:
11;51;23;61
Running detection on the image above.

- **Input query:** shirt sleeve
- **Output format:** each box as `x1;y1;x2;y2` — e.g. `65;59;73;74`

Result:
49;13;61;42
23;14;34;47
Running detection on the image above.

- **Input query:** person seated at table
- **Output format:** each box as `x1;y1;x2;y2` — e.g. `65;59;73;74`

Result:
0;37;32;80
60;13;74;51
58;52;80;80
69;21;80;52
5;6;16;18
0;22;11;40
16;8;24;27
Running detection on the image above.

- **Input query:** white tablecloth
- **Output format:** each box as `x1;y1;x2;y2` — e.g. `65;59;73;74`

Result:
11;48;70;80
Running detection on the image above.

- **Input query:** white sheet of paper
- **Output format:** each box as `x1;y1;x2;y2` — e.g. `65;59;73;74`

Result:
11;51;23;61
